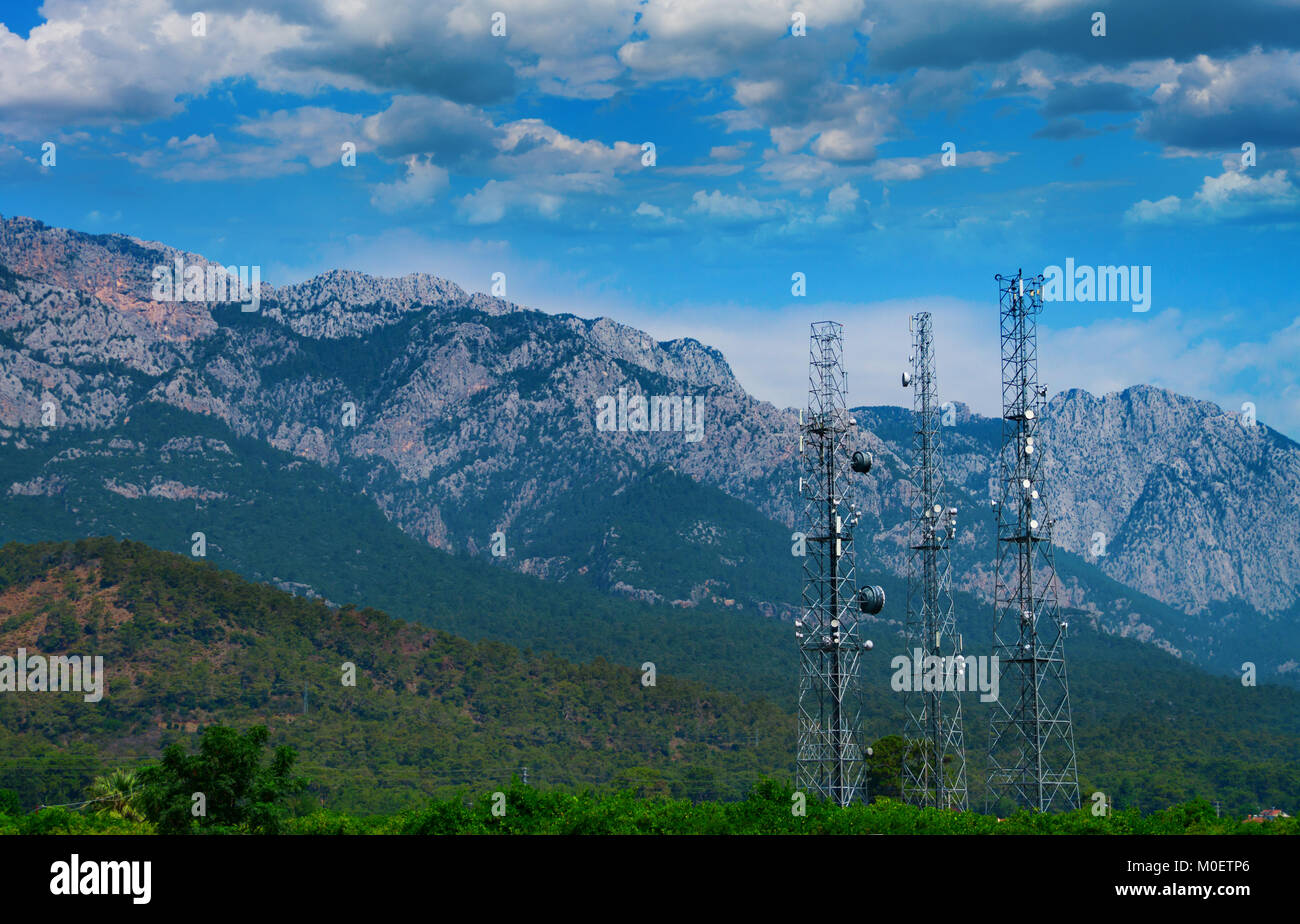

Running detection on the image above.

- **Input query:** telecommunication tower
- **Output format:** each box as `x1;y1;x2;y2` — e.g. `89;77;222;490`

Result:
796;321;884;806
901;312;968;811
987;271;1080;812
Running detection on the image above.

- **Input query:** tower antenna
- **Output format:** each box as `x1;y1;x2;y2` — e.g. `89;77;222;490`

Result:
796;321;883;806
987;271;1080;812
902;311;968;811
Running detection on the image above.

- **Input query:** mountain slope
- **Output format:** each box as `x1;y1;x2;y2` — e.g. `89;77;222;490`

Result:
1;538;1297;819
1;212;1297;682
0;537;793;814
0;403;796;702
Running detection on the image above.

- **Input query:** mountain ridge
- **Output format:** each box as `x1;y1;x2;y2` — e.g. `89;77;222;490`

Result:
2;213;1296;682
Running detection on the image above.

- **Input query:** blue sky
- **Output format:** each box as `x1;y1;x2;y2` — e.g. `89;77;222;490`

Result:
1;1;1299;433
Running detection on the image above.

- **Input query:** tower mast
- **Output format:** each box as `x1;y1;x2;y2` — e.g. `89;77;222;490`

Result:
902;311;968;811
796;321;883;805
987;271;1080;812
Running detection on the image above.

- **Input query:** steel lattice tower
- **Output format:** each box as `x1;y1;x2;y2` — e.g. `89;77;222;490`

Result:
987;271;1080;813
901;312;969;811
796;321;876;806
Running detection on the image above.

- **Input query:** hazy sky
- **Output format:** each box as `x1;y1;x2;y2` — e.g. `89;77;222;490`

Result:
2;1;1298;433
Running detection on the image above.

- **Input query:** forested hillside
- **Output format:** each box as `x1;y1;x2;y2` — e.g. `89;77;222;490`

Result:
1;538;1297;819
0;538;790;814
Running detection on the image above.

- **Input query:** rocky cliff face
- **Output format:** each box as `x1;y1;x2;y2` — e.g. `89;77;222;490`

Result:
852;387;1300;619
0;213;794;558
2;214;1296;650
1043;386;1300;616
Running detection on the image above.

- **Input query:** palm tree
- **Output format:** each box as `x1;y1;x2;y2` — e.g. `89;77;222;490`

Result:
88;769;143;821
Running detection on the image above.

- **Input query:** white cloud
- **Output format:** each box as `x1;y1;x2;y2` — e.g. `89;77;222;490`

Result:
658;163;746;177
1124;194;1182;223
1139;49;1300;150
1034;310;1300;437
369;156;450;212
826;182;859;214
812;128;878;163
457;172;617;224
617;0;866;79
615;297;998;414
609;295;1300;439
710;143;750;160
360;96;499;164
123;132;310;182
492;119;642;175
758;151;843;187
1126;168;1300;224
0;1;305;136
632;201;685;228
239;107;369;167
869;149;1014;182
687;189;776;223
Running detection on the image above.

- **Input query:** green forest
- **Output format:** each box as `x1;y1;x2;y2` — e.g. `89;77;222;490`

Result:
0;537;1296;828
1;723;1294;835
8;791;1298;836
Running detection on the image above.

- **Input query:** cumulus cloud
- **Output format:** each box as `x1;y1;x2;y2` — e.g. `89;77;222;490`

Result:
710;143;750;161
360;96;502;165
1125;168;1300;224
237;97;639;177
687;189;778;223
758;151;846;188
1138;50;1300;149
261;4;516;104
491;119;642;175
617;0;866;80
7;0;1300;279
0;1;302;136
619;297;1300;439
6;0;1300;181
369;155;450;212
869;149;1013;181
441;118;644;223
457;172;617;224
826;182;860;214
632;200;684;229
0;0;620;135
123;132;311;181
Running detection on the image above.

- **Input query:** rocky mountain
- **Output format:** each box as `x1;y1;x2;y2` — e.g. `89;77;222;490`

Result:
853;394;1300;677
1;213;1296;682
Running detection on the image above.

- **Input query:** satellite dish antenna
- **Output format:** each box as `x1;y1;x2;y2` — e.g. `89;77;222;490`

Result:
858;586;886;615
902;371;912;387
